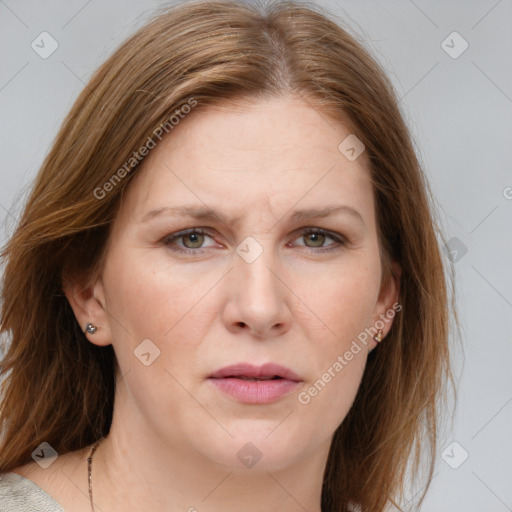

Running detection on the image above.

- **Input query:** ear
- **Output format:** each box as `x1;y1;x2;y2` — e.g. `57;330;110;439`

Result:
369;260;402;350
62;270;112;347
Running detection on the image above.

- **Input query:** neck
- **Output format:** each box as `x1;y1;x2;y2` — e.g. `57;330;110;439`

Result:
91;382;328;512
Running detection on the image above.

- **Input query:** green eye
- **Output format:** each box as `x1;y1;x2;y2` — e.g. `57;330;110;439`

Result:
294;228;344;251
163;228;214;253
163;227;345;255
303;231;326;247
181;232;205;248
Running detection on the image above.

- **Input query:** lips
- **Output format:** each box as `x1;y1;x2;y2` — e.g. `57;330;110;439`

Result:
208;363;302;404
208;363;302;382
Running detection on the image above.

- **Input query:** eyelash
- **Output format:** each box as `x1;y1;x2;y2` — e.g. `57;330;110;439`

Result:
162;227;346;255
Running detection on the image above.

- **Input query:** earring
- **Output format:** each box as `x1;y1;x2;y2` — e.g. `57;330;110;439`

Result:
373;329;383;342
84;323;98;334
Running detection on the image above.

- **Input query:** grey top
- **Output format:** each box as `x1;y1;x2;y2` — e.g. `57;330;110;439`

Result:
0;472;63;511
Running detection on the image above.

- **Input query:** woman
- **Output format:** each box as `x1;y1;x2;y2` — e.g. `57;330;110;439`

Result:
0;1;455;511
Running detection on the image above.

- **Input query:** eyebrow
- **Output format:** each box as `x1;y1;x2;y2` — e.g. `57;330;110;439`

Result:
140;203;365;226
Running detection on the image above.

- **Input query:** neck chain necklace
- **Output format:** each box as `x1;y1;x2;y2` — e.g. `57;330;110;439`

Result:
87;438;103;512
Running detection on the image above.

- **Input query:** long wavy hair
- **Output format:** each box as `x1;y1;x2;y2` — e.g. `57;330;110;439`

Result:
0;1;455;510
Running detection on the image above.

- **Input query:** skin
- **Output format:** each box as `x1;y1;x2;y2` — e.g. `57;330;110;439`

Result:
12;95;400;512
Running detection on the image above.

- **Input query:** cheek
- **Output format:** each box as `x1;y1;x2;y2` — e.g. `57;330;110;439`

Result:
295;259;381;347
330;276;378;344
103;249;223;372
291;261;379;420
101;251;215;432
105;248;196;331
297;348;367;434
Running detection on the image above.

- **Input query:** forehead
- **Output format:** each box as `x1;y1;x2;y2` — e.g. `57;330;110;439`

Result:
121;95;374;225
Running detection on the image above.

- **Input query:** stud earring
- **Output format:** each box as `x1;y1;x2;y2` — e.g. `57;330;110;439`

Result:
84;323;98;334
373;329;383;342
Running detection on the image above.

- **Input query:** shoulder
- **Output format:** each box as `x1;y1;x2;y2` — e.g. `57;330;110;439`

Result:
0;471;64;511
1;446;90;512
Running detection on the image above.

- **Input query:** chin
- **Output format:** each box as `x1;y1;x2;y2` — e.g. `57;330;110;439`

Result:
199;429;310;473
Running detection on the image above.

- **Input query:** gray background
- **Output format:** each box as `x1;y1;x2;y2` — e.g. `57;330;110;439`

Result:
1;0;511;510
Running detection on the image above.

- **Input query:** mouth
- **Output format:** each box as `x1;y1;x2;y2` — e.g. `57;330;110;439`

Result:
208;363;302;404
208;362;302;382
227;376;283;381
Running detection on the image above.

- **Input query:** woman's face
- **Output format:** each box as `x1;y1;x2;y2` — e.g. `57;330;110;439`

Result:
76;95;399;471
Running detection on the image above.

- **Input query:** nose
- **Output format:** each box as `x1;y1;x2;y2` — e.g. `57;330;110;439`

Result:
221;240;292;339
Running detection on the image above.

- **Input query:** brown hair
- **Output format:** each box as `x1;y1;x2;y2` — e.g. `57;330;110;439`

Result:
0;1;456;510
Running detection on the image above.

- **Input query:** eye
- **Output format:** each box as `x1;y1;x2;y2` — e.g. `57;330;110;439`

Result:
163;228;218;253
291;228;345;252
162;227;346;255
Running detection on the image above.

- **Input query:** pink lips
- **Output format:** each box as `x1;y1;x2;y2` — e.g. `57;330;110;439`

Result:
208;363;302;404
